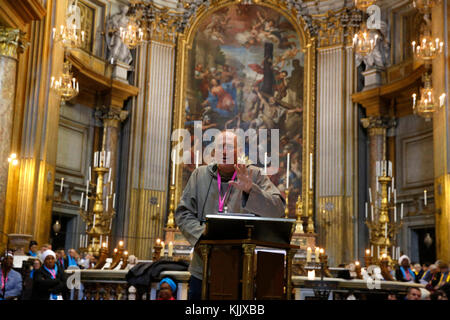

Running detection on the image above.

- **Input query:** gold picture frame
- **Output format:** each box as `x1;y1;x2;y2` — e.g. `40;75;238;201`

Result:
171;0;316;216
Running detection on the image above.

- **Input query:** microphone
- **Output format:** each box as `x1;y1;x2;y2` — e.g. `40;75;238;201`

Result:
200;175;214;226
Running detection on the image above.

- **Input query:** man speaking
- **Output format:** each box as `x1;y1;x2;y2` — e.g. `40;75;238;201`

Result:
175;130;285;300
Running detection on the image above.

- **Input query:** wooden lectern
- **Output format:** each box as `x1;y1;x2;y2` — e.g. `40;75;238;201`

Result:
198;214;298;300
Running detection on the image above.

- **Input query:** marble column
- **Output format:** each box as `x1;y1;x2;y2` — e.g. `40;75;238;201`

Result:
0;27;24;249
361;117;395;217
100;109;128;234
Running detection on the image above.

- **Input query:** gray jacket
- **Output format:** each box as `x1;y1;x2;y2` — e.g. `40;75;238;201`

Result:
175;163;285;280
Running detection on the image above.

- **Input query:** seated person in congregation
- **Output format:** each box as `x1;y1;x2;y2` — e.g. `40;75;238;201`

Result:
175;130;285;300
0;251;23;300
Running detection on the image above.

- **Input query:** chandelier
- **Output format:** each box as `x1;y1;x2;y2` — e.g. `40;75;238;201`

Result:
354;0;376;11
51;61;79;102
120;17;144;49
52;24;85;49
412;72;438;121
353;24;379;56
412;35;443;62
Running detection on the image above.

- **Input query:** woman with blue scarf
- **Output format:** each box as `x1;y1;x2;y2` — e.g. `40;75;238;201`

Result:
395;255;417;283
157;277;177;300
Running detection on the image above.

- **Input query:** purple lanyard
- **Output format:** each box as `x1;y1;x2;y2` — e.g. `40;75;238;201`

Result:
44;266;57;279
217;171;237;212
1;272;7;290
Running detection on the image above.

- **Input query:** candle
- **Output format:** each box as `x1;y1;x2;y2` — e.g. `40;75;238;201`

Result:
368;188;373;203
377;246;380;259
79;235;82;248
85;198;88;211
286;153;290;189
88;167;91;182
371;205;374;221
400;203;404;219
119;240;124;248
264;152;267;175
106;152;111;168
80;192;84;208
161;241;165;254
319;248;324;259
392;177;395;191
168;241;173;257
394;206;397;223
60;178;64;193
388;187;391;202
85;235;88;248
100;236;103;246
365;202;368;219
172;150;176;185
106;236;109;247
424;190;427;206
392;246;395;259
394;189;397;204
109;219;112;230
108;168;111;183
397;247;400;259
314;247;320;263
365;249;370;257
110;181;113;196
309;153;313;190
306;247;312;262
307;270;315;280
106;199;109;212
86;179;89;194
371;245;374;257
112;193;116;209
156;238;161;245
196;150;200;169
93;215;96;227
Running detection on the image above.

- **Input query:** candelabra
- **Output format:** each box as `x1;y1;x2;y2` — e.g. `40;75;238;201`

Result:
79;133;116;257
294;196;304;233
50;60;79;103
284;189;290;219
365;160;403;264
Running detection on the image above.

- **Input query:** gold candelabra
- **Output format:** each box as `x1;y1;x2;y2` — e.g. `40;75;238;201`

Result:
79;132;116;257
307;189;315;233
365;160;403;264
294;196;304;233
284;189;290;219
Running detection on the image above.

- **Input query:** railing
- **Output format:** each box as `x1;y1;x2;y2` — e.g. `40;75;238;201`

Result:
65;270;423;300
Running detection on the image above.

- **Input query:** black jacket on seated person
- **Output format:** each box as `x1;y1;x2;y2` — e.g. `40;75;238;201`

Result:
31;267;67;300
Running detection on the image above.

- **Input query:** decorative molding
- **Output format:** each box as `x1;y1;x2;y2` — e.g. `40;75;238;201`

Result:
0;0;46;31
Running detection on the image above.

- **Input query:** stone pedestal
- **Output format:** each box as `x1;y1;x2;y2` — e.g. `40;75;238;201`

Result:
362;67;385;91
112;61;131;84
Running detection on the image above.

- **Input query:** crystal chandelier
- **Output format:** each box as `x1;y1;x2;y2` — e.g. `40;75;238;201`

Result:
412;72;438;121
51;61;79;102
120;17;144;49
353;24;379;56
354;0;376;11
52;24;85;49
412;35;443;62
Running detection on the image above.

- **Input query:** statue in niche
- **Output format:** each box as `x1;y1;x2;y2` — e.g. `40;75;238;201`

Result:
356;20;390;70
105;5;133;65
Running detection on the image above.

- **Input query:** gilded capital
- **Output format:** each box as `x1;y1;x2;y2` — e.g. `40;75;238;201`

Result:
361;117;396;136
96;107;129;127
0;27;27;60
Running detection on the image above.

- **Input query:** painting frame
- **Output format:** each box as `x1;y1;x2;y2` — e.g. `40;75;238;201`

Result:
172;0;316;217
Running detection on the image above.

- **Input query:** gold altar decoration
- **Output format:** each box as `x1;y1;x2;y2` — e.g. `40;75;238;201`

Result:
413;0;440;13
0;27;27;60
171;0;316;221
295;196;304;233
79;131;116;258
354;0;376;11
365;160;403;264
51;60;79;102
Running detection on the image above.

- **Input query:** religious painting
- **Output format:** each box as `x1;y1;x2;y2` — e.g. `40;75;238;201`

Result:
181;4;307;216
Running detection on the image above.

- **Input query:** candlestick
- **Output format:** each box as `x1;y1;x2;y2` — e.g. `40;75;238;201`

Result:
306;247;312;263
60;178;64;193
314;247;320;263
172;150;176;186
168;241;173;257
309;153;313;190
286;153;290;189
